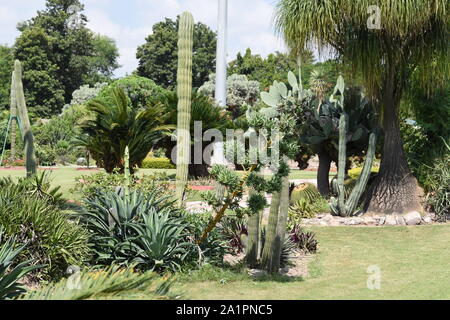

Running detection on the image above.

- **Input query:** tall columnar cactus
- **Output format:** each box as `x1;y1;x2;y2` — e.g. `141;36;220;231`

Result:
260;189;281;273
245;187;260;267
175;12;194;207
9;71;17;162
330;114;377;216
124;146;130;196
14;60;36;177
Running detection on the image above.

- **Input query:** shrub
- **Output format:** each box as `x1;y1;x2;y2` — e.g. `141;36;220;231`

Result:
348;166;379;180
1;159;25;167
72;171;172;200
0;228;42;300
0;177;90;280
289;225;318;253
20;265;174;300
424;153;450;221
141;158;175;169
217;216;248;254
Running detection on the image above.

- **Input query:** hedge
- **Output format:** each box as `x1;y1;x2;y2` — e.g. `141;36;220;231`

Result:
141;158;175;169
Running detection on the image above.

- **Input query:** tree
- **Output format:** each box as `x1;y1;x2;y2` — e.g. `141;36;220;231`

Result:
14;0;119;117
275;0;449;214
228;48;314;90
0;45;14;112
76;88;171;173
136;17;216;89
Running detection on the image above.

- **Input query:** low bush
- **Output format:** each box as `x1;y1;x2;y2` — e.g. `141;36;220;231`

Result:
0;176;91;280
348;166;379;180
289;225;318;253
423;152;450;221
0;159;25;167
141;157;175;169
72;171;172;199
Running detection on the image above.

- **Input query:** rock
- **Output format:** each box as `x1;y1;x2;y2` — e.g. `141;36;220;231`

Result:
363;217;376;226
422;216;432;224
322;214;334;222
396;216;406;226
385;216;397;226
319;221;328;226
329;220;341;226
76;157;87;166
248;269;267;279
379;217;386;225
403;211;422;225
344;217;363;226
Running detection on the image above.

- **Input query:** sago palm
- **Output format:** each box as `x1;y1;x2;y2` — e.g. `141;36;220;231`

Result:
77;87;173;173
275;0;449;214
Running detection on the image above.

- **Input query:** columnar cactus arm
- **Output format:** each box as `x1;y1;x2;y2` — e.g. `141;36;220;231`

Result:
175;12;194;207
14;60;36;177
344;133;377;215
10;71;17;162
245;187;261;267
260;189;281;273
337;114;347;213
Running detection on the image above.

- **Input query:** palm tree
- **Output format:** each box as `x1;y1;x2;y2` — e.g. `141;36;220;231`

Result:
76;87;172;173
155;91;232;177
275;0;449;214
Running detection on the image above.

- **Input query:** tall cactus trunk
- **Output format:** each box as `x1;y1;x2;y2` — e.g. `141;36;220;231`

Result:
337;114;347;213
175;12;194;208
245;187;261;268
124;146;130;196
14;60;36;177
261;190;281;273
9;72;17;162
345;133;377;215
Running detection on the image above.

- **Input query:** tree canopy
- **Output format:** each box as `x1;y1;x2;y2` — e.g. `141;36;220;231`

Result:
136;17;216;89
14;0;120;118
275;0;449;214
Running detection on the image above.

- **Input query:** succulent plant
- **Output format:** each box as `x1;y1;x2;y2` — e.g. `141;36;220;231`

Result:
175;12;194;207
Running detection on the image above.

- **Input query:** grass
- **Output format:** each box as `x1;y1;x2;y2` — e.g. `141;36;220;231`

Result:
174;225;450;300
0;167;322;200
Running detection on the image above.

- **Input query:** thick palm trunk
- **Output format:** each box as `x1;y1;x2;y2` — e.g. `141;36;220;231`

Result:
365;88;422;214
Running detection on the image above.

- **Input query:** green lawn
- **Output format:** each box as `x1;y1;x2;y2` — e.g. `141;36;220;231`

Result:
175;225;450;300
0;167;321;200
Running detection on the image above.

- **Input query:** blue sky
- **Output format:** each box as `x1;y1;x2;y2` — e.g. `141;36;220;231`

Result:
0;0;286;77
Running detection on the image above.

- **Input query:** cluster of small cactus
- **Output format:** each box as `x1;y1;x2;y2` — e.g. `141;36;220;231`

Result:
13;60;37;177
175;12;194;207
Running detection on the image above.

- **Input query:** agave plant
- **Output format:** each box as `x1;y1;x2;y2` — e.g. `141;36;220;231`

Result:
75;87;173;173
126;209;193;273
0;228;43;300
289;225;318;253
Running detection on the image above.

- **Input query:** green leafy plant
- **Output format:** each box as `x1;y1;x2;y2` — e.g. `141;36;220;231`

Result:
218;216;248;254
141;157;175;169
76;87;172;173
0;228;43;300
289;225;318;253
20;265;175;300
0;178;90;280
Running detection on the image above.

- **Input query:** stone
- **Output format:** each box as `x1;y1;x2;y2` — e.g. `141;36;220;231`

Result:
76;157;87;166
396;216;406;226
379;217;386;225
422;216;432;224
403;211;422;225
248;269;267;279
319;221;328;226
363;217;376;226
384;216;397;226
322;214;334;222
329;220;341;227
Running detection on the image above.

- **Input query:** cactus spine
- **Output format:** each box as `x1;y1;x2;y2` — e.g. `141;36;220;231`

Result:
175;12;194;207
14;60;36;177
331;115;377;216
9;71;17;162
